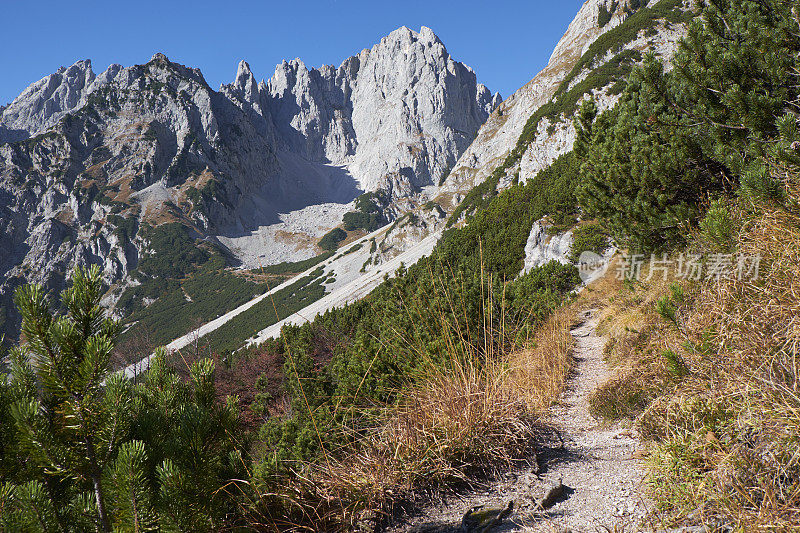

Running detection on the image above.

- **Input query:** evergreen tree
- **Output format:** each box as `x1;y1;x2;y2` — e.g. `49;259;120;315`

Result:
575;0;800;250
0;266;245;531
132;352;244;530
576;57;729;251
669;0;800;172
4;266;127;531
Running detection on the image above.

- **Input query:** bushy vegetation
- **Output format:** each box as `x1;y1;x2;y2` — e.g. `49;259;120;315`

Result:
342;191;389;232
0;267;245;531
256;251;334;275
116;224;270;357
186;178;225;214
200;270;328;354
318;227;347;251
574;0;800;528
569;221;609;261
117;254;268;349
576;0;797;251
563;0;688;100
449;0;691;228
448;151;578;228
137;222;210;278
439;153;578;276
597;1;617;27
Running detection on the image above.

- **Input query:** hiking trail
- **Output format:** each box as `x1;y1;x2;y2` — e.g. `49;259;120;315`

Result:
391;308;651;532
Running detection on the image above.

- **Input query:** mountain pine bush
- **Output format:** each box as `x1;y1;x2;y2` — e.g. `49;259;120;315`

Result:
0;266;244;531
576;1;800;527
576;0;800;251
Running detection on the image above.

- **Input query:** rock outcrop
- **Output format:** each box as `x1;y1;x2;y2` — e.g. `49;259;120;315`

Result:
223;26;499;195
522;220;574;274
0;60;96;143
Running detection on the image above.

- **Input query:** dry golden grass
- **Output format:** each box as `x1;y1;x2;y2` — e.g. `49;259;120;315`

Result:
642;198;800;529
586;169;800;529
507;304;577;411
588;270;684;420
267;356;538;530
255;277;582;530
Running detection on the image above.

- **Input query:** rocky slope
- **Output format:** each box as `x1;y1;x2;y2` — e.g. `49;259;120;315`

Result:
0;27;497;338
440;0;689;198
108;0;698;364
363;0;691;265
0;0;694;351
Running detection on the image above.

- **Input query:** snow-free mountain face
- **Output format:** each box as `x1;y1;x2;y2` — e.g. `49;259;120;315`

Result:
224;26;499;195
122;0;697;362
440;0;689;198
0;27;498;339
0;60;97;144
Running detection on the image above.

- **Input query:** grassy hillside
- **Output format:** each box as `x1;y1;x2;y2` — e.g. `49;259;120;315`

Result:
567;0;800;528
113;225;269;355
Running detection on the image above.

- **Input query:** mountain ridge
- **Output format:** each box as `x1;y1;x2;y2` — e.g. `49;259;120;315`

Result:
0;26;498;340
112;0;696;364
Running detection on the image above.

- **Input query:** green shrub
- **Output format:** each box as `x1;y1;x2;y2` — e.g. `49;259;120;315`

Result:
108;214;139;241
342;243;362;256
341;192;389;232
570;222;609;261
342;211;385;231
598;1;616;27
137;223;210;278
699;199;735;252
0;267;244;531
575;61;730;251
200;273;327;354
186;179;226;212
257;252;334;275
443;152;578;276
318;228;347;251
117;261;268;348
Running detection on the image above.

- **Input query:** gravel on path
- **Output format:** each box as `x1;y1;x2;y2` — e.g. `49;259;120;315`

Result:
390;309;650;533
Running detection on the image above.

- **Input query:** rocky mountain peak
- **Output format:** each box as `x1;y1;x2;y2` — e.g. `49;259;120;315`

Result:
0;58;96;143
149;52;169;63
383;25;443;48
0;26;500;338
141;53;210;89
233;60;259;102
257;26;501;192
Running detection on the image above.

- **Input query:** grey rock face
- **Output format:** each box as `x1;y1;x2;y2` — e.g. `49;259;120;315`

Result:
345;26;499;193
0;60;96;143
0;52;283;332
0;28;497;337
522;220;573;274
225;26;500;195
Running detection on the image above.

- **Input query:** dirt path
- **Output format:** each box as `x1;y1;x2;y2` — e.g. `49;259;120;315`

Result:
390;309;650;533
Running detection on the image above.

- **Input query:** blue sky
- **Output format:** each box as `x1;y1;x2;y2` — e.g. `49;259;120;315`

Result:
0;0;584;106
